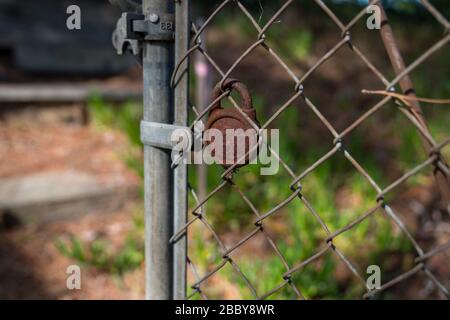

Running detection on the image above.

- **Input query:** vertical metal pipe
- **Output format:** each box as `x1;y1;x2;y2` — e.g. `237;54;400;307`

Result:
194;17;212;211
377;3;450;212
142;0;174;300
173;0;190;300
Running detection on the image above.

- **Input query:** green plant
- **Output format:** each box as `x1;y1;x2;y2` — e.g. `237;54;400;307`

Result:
88;96;144;182
186;92;419;299
55;220;144;275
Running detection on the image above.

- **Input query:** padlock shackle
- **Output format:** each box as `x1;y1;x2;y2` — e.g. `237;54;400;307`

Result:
205;78;260;170
210;78;253;113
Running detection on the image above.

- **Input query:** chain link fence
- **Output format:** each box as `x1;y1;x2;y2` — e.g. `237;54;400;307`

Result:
169;0;450;299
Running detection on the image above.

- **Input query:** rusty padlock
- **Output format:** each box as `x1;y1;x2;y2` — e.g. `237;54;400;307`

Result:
204;79;260;169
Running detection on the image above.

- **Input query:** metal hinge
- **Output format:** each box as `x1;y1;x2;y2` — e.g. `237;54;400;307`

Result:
112;12;175;55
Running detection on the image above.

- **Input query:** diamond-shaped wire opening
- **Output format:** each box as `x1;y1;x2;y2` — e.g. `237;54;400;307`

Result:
222;231;288;298
189;259;249;299
343;115;442;191
330;205;415;293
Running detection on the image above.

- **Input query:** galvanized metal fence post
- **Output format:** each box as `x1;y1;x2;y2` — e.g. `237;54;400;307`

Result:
173;0;189;300
142;0;174;300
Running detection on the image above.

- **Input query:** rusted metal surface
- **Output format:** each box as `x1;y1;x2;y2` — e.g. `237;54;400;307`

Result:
205;79;260;169
377;3;450;213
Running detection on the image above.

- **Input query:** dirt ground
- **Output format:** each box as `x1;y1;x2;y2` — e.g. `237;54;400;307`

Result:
0;208;144;299
0;106;143;299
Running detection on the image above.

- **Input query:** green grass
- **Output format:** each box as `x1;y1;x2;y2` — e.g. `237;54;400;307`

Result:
56;231;144;275
186;93;420;299
57;21;450;298
56;208;145;274
55;97;146;275
89;95;144;183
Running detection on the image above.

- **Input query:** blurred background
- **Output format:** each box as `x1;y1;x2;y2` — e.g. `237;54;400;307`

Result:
0;0;448;299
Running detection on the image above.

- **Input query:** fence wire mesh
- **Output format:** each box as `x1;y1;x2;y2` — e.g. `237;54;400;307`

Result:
170;0;450;299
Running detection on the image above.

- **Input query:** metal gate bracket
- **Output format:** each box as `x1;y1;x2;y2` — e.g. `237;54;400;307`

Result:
140;120;190;150
121;12;174;41
113;12;174;55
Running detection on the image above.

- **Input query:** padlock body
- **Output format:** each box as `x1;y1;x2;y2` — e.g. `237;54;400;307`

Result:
205;109;258;168
204;79;260;169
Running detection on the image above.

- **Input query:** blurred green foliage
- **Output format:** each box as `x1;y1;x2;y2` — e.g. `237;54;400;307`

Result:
55;1;450;298
67;57;448;299
89;96;144;179
187;95;415;299
56;232;144;275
